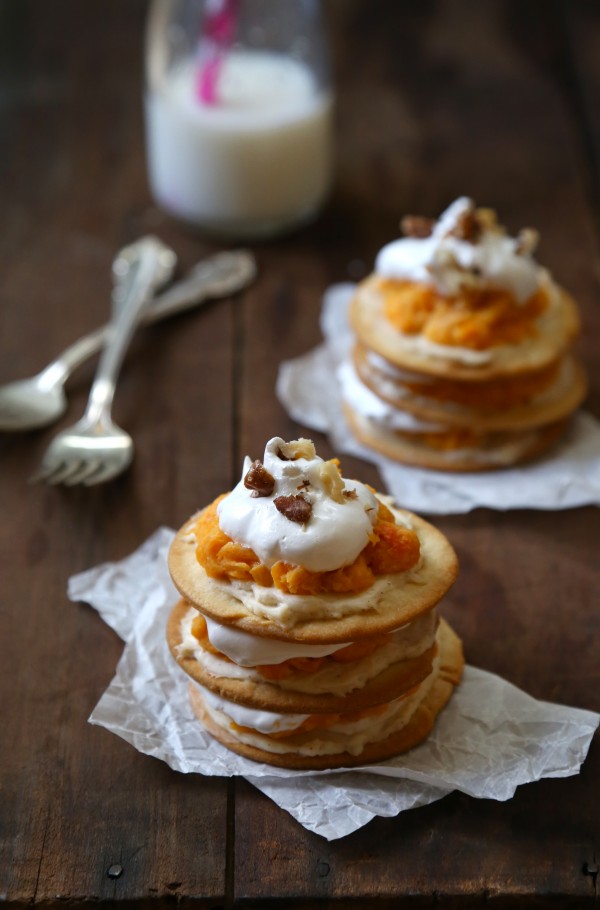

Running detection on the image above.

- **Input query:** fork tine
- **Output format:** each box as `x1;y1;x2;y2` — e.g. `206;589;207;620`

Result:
29;460;70;484
62;459;104;486
83;461;126;486
45;460;86;485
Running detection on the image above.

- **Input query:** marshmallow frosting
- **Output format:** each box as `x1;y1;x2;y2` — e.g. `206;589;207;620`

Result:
376;197;546;303
217;437;379;572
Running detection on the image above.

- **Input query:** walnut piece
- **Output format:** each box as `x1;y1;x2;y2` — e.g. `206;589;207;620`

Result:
319;459;345;503
515;227;539;255
400;215;435;238
276;438;316;461
274;494;312;524
244;460;275;497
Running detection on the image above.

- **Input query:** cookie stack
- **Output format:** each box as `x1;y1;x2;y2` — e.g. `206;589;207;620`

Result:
342;197;586;470
167;437;463;770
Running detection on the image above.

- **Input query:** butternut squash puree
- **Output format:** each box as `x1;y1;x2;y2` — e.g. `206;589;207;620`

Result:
402;361;559;409
194;495;420;596
410;428;482;451
379;278;548;350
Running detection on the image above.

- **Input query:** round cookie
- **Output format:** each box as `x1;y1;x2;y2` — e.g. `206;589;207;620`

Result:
168;504;459;643
343;400;568;472
167;598;439;714
349;274;581;382
187;619;464;770
353;346;588;433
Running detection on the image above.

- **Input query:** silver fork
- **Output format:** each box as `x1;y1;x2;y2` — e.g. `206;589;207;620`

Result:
31;236;176;487
0;250;256;432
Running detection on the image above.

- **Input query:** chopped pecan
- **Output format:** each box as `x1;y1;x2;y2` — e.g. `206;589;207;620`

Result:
400;215;435;238
274;494;312;524
450;207;481;242
244;460;275;497
343;488;358;500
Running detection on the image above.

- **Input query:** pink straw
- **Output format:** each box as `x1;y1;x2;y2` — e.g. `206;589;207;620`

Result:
196;0;240;105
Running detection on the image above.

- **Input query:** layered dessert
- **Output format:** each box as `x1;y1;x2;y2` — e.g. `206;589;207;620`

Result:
167;437;463;770
345;197;586;470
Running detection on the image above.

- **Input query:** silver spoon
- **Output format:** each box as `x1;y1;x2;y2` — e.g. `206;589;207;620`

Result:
0;249;256;431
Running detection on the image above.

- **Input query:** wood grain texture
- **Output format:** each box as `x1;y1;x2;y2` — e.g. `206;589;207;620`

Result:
0;0;598;908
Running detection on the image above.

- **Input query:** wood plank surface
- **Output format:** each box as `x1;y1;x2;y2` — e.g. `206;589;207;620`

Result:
0;1;598;908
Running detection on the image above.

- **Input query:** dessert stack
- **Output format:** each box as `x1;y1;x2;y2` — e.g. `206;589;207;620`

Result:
167;437;463;770
342;197;587;470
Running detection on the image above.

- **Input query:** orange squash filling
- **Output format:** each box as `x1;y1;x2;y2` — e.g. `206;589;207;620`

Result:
401;428;482;451
229;685;423;739
231;700;391;739
194;494;420;597
190;612;393;680
401;360;560;409
379;278;548;350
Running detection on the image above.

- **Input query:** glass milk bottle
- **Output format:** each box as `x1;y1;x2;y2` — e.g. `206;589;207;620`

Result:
144;0;334;239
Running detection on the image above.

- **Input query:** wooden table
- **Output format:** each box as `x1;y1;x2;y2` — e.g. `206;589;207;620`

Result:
1;1;599;907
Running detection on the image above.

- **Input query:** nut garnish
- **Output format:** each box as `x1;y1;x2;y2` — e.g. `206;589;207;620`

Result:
475;207;499;232
400;215;435;238
449;205;482;242
276;438;316;461
319;459;345;503
274;494;312;524
343;488;358;500
244;460;275;497
515;227;539;255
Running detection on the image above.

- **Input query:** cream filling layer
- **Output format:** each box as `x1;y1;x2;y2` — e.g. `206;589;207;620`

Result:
209;566;425;627
361;348;576;416
178;607;438;696
180;607;351;666
338;361;445;432
351;408;548;466
199;651;441;756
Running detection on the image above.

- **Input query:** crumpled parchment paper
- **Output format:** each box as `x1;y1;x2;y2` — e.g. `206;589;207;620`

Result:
276;284;600;514
68;528;599;840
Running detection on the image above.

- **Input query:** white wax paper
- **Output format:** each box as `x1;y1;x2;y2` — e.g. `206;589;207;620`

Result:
69;529;599;840
276;284;600;514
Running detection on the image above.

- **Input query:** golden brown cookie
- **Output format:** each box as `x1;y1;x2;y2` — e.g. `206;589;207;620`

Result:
167;598;440;714
353;345;588;433
350;274;580;382
168;505;459;643
187;619;464;770
343;400;568;472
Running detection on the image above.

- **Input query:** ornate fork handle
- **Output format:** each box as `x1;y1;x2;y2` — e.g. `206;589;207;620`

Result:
84;237;176;425
36;250;255;392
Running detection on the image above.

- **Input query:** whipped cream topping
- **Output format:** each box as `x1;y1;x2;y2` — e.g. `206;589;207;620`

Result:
181;607;350;666
200;651;441;756
376;197;545;303
180;607;437;697
213;574;403;627
338;361;445;432
198;683;309;733
217;437;379;572
362;349;434;385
